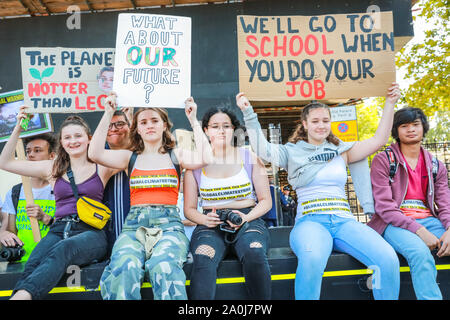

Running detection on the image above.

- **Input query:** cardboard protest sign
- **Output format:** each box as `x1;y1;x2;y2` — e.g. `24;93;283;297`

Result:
21;47;115;113
0;90;53;143
113;13;191;109
237;12;396;105
330;105;358;142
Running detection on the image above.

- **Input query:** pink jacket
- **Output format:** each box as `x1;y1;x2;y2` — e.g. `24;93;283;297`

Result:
367;143;450;235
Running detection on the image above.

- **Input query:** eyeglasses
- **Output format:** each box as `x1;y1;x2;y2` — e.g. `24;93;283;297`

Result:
207;124;234;130
108;121;128;130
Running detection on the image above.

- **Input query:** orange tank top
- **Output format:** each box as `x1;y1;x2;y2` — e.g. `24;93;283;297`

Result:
129;167;179;206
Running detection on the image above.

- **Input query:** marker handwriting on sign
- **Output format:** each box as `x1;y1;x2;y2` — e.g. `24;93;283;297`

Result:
120;15;183;87
238;13;395;100
27;82;106;110
25;50;114;67
21;47;116;113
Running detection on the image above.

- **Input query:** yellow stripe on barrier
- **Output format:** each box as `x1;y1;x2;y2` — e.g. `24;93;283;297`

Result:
0;290;12;298
1;264;450;298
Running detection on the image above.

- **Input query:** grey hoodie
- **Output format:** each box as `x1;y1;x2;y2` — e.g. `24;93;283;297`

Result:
242;106;375;214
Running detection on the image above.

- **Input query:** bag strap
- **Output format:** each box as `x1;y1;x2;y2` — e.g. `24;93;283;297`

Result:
169;149;181;185
11;183;23;215
127;152;138;177
66;167;80;200
384;147;397;184
192;147;254;188
193;168;202;185
127;150;181;190
432;156;439;183
239;147;253;180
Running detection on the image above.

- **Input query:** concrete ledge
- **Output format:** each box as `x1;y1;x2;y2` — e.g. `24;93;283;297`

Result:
1;226;450;300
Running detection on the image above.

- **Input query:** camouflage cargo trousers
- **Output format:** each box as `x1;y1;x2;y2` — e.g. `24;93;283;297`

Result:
100;205;189;300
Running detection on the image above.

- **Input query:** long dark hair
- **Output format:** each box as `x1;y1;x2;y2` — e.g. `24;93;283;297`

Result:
201;106;246;147
128;107;176;154
52;115;92;178
288;102;340;146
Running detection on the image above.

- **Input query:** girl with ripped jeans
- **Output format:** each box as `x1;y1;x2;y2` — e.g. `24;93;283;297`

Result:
189;208;270;299
184;106;273;300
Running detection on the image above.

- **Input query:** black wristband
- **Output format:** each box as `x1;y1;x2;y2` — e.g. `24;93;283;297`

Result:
47;216;54;226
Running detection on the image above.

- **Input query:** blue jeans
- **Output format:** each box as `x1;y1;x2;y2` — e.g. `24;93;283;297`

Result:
383;216;445;300
290;214;400;300
13;218;107;300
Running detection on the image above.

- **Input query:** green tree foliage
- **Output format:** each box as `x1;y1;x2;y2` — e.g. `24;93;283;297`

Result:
357;0;449;142
356;97;384;142
396;0;449;141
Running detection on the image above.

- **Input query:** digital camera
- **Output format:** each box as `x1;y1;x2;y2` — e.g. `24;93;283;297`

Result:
217;209;243;233
0;245;25;262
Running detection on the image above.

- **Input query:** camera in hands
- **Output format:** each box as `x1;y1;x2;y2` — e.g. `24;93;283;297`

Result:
0;244;25;262
217;209;242;233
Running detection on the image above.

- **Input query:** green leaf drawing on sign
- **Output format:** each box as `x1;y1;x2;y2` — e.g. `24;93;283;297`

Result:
41;67;54;79
29;68;42;85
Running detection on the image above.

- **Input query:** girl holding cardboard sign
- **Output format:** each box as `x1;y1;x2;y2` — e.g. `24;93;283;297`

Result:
0;107;119;300
236;83;401;300
89;93;213;300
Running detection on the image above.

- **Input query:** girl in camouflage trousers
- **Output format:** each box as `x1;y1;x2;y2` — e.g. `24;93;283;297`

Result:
89;93;213;300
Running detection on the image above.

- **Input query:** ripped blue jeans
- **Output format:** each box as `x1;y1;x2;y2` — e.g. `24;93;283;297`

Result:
189;207;271;300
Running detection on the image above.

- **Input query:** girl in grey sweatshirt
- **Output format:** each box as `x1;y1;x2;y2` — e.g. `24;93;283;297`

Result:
236;84;402;300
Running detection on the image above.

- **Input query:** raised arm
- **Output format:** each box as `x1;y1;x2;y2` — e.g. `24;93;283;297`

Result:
345;83;400;163
174;97;214;170
88;93;132;172
0;107;53;180
236;93;289;169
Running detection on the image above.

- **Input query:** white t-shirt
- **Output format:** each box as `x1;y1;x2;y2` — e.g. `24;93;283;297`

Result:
3;184;54;216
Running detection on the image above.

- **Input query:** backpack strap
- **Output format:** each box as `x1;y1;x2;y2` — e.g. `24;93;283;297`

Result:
384;147;397;184
431;156;439;183
169;149;181;185
11;183;23;215
191;148;254;190
239;147;253;181
192;168;202;186
127;150;181;190
127;152;138;177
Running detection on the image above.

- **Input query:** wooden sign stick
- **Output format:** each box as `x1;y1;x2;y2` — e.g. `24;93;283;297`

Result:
15;139;41;243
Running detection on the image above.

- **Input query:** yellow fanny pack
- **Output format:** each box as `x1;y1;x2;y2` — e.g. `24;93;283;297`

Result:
67;167;111;230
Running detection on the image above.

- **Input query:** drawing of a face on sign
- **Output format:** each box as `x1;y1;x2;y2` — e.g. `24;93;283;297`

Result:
98;66;114;94
0;101;19;129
